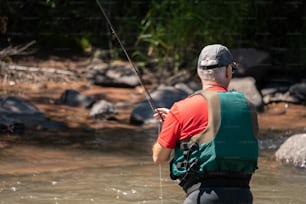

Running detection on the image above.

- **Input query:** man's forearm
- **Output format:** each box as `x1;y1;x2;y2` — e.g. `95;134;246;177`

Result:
152;142;171;164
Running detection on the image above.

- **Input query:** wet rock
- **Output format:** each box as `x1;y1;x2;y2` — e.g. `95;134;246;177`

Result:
89;100;117;120
289;82;306;102
60;89;95;108
275;134;306;168
0;96;45;130
87;61;140;88
230;48;270;86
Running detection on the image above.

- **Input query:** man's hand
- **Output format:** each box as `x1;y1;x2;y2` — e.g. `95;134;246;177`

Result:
154;108;170;121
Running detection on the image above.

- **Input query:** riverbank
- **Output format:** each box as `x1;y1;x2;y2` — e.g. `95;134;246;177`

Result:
1;56;306;142
2;80;306;132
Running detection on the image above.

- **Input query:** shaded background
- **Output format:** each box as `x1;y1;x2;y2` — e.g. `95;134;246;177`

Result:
1;0;306;78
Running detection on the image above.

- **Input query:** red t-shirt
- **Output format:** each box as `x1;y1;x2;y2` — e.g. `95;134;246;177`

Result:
157;86;227;149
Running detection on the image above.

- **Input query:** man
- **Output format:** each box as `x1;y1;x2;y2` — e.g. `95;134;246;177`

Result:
152;44;259;204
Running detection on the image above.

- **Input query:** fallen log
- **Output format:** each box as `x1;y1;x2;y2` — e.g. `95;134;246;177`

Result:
0;62;78;77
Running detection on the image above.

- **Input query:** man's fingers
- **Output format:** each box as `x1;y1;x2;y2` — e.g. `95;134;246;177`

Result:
154;108;169;114
153;108;169;121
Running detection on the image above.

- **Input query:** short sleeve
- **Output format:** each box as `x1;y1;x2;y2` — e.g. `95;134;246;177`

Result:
157;104;181;149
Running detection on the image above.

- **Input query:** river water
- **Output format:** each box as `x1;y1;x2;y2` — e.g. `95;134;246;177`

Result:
0;127;305;204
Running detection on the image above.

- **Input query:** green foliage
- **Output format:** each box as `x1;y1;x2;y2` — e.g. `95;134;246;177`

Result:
135;0;251;72
78;37;91;50
134;0;306;74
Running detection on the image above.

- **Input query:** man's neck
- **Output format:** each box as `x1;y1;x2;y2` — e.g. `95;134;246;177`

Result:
202;82;219;90
202;84;215;90
202;83;227;91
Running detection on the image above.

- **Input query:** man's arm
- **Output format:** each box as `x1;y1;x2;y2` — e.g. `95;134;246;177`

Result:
247;100;259;138
152;142;172;164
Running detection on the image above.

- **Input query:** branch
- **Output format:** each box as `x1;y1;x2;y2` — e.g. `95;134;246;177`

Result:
0;62;78;76
0;41;36;58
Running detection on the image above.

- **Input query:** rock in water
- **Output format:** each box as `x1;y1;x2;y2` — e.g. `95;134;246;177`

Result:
275;134;306;168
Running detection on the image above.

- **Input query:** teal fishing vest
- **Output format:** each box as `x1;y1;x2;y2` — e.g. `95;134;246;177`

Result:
170;90;258;180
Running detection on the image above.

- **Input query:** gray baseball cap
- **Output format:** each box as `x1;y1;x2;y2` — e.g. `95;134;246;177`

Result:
197;44;237;70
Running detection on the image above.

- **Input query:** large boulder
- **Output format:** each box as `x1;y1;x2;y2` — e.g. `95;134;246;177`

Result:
89;99;117;120
275;134;306;168
230;48;270;89
59;89;96;108
230;48;270;72
289;82;306;102
0;96;45;131
86;61;140;88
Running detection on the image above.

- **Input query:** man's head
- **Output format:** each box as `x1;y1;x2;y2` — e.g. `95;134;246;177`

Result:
197;44;236;88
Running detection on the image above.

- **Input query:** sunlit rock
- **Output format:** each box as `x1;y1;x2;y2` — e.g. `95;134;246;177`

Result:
275;134;306;168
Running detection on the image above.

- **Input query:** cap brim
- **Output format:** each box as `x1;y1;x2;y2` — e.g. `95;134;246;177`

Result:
231;62;238;70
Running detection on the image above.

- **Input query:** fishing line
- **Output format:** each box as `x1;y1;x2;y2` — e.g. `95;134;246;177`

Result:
157;124;164;204
96;1;165;203
95;0;159;115
159;164;164;204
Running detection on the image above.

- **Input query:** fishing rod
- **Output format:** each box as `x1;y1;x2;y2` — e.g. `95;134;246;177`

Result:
95;2;166;203
95;0;161;118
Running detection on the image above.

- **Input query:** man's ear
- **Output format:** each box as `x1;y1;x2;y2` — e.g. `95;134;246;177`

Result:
225;65;231;78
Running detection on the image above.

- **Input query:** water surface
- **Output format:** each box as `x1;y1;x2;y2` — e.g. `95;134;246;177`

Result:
0;128;305;204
